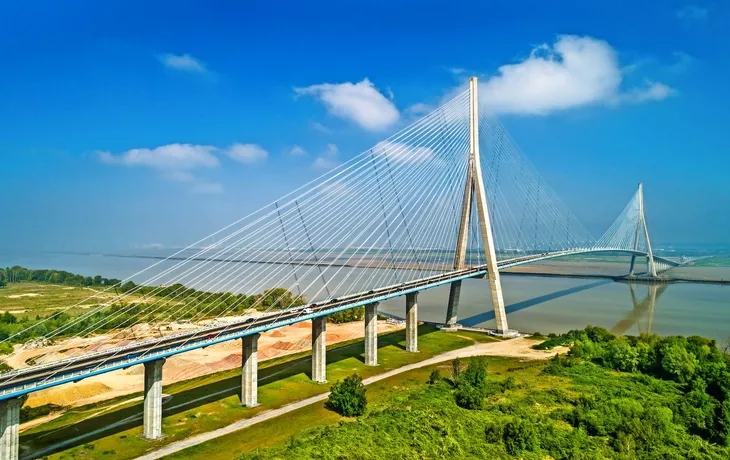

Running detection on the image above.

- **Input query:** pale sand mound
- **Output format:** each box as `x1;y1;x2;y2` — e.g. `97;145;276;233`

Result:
27;382;112;407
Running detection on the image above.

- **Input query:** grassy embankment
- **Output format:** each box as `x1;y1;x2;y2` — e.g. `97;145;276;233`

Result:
165;329;730;460
0;283;138;319
23;325;497;460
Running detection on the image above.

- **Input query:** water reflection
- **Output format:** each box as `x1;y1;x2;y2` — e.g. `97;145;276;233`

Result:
459;279;614;326
610;283;666;336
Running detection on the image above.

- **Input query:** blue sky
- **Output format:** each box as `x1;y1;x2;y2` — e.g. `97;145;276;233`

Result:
1;0;728;252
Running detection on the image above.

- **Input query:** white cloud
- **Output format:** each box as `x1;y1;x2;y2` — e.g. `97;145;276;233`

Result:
622;81;676;103
289;145;307;156
225;143;268;163
98;142;265;194
310;121;331;133
405;103;434;117
157;53;208;73
98;143;219;170
312;144;341;170
477;35;674;115
372;141;435;164
676;5;708;20
295;79;400;131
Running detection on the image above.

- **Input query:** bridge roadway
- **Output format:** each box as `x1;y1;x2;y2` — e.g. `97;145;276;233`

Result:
0;247;680;401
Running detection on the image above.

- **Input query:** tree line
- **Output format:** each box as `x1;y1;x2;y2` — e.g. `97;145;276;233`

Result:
0;266;122;288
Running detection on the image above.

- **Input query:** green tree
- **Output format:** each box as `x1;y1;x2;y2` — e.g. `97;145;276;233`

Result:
451;357;462;382
327;374;367;417
0;279;6;288
662;344;698;382
454;357;489;410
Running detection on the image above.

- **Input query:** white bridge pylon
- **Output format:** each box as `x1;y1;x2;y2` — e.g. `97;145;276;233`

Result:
446;77;509;333
594;183;661;276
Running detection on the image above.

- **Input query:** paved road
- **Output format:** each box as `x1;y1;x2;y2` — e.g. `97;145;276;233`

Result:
135;337;557;460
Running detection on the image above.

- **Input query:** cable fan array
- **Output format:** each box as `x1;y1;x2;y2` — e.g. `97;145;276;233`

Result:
475;109;594;258
3;90;477;370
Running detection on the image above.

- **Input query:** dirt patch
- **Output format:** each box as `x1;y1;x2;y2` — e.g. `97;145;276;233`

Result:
14;318;402;414
28;382;113;407
7;293;42;299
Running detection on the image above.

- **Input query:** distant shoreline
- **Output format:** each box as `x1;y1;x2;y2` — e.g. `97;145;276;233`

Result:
45;251;730;286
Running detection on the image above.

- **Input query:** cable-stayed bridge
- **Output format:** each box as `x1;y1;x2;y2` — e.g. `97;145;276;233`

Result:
0;78;690;457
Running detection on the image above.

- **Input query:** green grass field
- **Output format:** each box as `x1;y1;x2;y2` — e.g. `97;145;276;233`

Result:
23;326;497;460
0;283;150;319
168;354;729;460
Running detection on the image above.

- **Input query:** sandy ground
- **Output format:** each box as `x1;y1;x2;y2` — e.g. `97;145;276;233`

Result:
15;319;403;410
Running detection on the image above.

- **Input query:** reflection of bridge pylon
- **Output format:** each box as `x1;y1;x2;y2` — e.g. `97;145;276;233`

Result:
609;283;666;336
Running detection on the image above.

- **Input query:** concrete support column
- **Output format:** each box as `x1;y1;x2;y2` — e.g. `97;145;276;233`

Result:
406;292;418;352
445;280;462;327
143;358;165;440
364;302;379;366
628;254;637;276
312;316;327;383
241;334;259;407
0;398;21;460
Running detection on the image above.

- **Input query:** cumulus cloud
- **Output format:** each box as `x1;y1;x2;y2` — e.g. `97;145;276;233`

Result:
99;142;268;193
622;81;676;103
405;103;434;117
97;143;219;170
312;144;341;170
295;79;399;131
478;35;674;115
157;53;209;73
310;121;331;133
676;5;708;20
289;145;307;156
225;143;268;163
372;141;435;164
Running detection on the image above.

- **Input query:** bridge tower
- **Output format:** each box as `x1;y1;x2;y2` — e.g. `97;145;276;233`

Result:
628;183;658;278
445;77;509;334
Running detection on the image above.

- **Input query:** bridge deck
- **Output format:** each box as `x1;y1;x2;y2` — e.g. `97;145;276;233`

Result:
0;248;685;400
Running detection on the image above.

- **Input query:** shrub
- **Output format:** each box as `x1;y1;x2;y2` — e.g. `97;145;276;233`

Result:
455;382;485;410
428;369;441;385
502;418;539;455
451;358;462;382
327;374;367;417
501;376;517;391
454;357;489;410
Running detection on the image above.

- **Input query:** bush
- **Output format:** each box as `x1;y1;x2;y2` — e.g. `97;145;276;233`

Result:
328;306;364;324
451;357;462;382
454;357;489;410
502;418;539;455
327;374;367;417
428;369;441;385
455;381;485;410
501;376;517;391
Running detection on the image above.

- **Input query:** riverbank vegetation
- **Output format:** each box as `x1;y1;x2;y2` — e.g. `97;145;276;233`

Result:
231;327;729;460
0;266;305;353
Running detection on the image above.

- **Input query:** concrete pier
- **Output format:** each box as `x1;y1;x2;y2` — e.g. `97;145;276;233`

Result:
143;358;165;440
364;302;379;366
241;334;259;407
445;280;462;327
406;292;418;352
312;316;327;383
0;398;21;460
